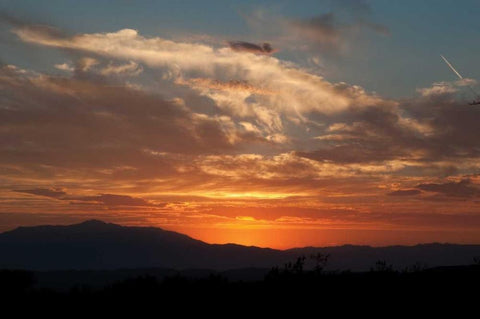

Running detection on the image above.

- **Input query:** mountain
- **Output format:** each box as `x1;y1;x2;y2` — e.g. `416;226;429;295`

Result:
0;220;283;270
1;220;480;271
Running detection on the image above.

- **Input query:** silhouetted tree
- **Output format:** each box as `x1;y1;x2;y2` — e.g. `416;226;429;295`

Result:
403;262;427;273
473;256;480;265
371;260;394;273
311;253;330;275
284;256;306;275
265;256;307;281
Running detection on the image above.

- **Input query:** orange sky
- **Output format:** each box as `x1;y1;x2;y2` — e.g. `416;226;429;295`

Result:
2;11;480;248
3;184;480;248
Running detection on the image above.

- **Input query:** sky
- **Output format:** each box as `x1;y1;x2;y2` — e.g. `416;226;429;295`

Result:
1;0;480;248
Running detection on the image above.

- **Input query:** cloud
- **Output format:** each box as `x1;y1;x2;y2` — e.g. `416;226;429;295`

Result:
14;188;159;207
0;64;248;162
54;63;74;72
3;39;479;202
176;78;275;95
55;58;142;78
416;179;480;198
71;194;157;207
0;12;68;41
334;0;390;33
15;188;67;199
195;152;410;182
287;10;389;53
1;62;283;202
288;13;341;51
6;22;409;155
417;81;460;98
100;61;143;76
387;189;422;196
296;104;430;164
4;20;480;237
11;24;392;121
227;41;276;54
75;57;98;72
5;24;480;176
243;0;389;55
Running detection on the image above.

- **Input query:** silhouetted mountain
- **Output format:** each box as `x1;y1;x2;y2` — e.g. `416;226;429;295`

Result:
1;220;480;271
0;220;282;270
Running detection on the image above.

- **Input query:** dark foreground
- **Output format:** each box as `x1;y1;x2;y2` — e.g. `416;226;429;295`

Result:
2;262;479;313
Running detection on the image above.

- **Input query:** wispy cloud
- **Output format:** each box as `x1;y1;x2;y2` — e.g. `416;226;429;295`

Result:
15;188;67;199
387;189;422;196
14;188;162;207
243;0;389;55
416;179;480;198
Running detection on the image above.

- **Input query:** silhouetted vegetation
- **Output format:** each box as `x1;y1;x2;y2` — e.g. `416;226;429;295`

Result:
474;256;480;265
1;257;480;310
370;259;394;273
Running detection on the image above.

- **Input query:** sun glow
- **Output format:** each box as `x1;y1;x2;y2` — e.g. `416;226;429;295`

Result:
146;191;309;200
196;191;306;199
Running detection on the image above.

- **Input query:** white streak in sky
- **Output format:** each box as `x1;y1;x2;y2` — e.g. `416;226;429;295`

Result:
441;55;463;80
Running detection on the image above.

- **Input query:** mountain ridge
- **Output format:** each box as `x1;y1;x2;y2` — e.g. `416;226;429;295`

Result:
1;220;480;271
4;219;469;250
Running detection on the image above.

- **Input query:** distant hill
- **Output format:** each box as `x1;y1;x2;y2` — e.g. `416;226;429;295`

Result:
1;220;480;271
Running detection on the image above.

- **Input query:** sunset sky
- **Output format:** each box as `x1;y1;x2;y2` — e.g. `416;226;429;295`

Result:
2;0;480;248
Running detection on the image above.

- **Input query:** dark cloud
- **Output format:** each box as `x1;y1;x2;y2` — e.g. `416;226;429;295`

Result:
15;188;67;199
297;105;427;164
228;41;275;54
0;65;261;181
289;12;389;49
287;0;389;53
294;82;480;175
387;189;422;197
404;98;480;161
14;188;160;207
416;179;480;198
289;13;340;49
0;11;70;43
296;146;389;164
71;194;157;207
331;0;390;34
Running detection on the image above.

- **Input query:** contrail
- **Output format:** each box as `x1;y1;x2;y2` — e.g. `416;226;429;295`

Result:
441;55;480;104
441;55;463;80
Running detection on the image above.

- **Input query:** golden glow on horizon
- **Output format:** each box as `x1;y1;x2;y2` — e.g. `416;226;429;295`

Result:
144;191;310;200
193;191;307;199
